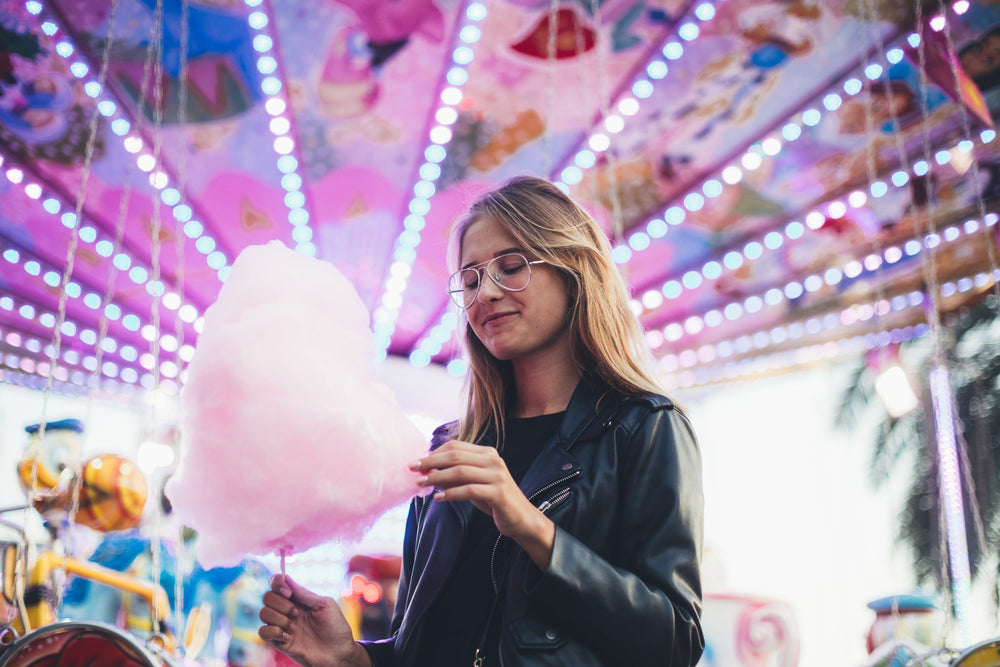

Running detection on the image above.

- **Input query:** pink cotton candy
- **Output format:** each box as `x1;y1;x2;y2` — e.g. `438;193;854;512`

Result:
165;241;430;568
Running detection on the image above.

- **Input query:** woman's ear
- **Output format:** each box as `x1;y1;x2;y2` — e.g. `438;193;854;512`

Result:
563;271;581;313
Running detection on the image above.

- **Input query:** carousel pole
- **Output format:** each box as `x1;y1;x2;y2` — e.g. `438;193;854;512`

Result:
927;362;972;647
907;0;985;643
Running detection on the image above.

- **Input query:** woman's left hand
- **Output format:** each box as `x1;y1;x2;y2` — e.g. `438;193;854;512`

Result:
411;440;555;569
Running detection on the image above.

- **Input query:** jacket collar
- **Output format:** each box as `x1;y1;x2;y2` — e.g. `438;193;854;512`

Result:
517;375;621;500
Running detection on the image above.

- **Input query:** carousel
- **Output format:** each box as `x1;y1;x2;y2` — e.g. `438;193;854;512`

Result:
0;0;999;664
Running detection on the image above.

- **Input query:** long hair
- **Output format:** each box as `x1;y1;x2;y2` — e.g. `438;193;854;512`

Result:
448;176;663;443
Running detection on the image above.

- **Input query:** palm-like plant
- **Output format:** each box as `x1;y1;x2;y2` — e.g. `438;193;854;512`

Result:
836;293;1000;601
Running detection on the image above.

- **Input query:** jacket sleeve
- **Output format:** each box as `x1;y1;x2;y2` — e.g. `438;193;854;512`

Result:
358;498;419;666
360;421;455;666
525;403;705;666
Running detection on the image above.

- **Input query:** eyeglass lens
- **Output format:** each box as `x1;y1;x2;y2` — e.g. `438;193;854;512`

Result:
449;254;533;308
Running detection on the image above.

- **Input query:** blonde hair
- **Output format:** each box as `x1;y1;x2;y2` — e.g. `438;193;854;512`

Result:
448;176;662;443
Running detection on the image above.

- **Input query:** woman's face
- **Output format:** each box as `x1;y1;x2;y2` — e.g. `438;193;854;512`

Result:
459;215;572;364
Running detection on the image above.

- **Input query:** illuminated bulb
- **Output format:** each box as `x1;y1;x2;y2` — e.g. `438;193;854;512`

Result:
588;133;611;152
429;126;452;144
875;365;918;417
761;137;781;155
149;171;168;189
436;107;458;125
604;115;625;133
265;97;286;116
618;98;639;116
741;152;762;170
270;117;291;135
721;165;742;184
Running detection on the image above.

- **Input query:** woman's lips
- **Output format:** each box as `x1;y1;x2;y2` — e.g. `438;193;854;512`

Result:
482;311;517;328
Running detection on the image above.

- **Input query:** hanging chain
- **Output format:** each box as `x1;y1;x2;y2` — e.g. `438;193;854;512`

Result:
542;0;559;175
931;0;994;601
19;0;122;625
148;0;167;641
172;0;191;638
590;0;624;251
857;0;907;601
58;0;128;615
911;1;959;620
857;0;896;389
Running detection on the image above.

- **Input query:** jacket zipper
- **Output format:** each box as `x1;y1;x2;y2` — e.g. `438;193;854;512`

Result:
489;469;581;594
486;470;580;667
536;487;572;514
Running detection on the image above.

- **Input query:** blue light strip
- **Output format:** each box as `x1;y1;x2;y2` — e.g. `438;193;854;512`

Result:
242;0;317;257
654;263;999;390
629;123;997;320
567;32;967;276
642;212;997;352
0;290;159;389
1;151;205;330
552;1;723;189
23;0;232;281
372;1;488;360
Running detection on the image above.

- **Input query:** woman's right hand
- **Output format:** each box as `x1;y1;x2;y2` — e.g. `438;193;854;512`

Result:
259;574;372;667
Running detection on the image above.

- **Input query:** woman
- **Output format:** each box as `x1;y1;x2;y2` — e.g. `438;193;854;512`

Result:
259;176;704;667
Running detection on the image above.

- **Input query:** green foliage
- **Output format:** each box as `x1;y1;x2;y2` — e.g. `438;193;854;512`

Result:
837;295;1000;596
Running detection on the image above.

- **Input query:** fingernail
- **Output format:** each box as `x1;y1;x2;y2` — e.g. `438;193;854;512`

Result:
290;608;299;618
416;475;428;486
434;491;445;501
409;459;422;470
280;586;291;597
283;632;292;642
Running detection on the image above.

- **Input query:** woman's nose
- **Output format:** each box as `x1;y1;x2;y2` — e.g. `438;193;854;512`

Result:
476;271;504;302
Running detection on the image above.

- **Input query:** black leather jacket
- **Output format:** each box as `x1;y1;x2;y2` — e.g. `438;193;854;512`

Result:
361;378;704;666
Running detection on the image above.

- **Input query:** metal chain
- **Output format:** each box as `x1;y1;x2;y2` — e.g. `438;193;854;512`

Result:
148;0;166;639
542;0;558;175
910;3;957;620
590;0;624;251
172;0;191;638
21;0;123;624
56;0;129;615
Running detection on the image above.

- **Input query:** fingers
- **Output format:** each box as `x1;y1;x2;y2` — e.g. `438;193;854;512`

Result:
258;622;291;647
258;598;294;648
418;464;498;492
410;440;496;471
260;581;300;647
269;574;292;595
430;482;493;503
260;596;297;624
269;574;323;609
258;607;284;628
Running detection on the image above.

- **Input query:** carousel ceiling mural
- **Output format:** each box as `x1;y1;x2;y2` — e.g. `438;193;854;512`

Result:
0;0;997;395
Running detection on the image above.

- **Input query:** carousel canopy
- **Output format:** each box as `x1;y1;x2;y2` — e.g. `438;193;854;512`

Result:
0;0;997;395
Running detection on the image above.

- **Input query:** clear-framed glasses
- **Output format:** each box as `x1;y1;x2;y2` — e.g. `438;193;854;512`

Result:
448;252;546;309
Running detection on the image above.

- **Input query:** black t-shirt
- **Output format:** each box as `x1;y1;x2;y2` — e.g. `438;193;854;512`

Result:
410;411;565;666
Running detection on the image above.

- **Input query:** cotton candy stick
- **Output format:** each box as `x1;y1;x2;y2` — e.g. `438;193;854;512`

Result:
165;241;430;568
